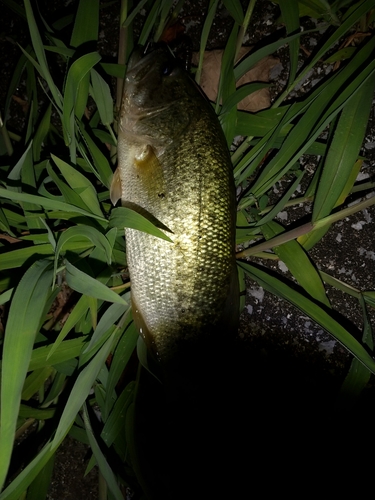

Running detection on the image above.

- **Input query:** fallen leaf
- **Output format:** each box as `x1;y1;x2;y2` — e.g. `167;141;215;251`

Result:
12;95;29;114
192;47;279;112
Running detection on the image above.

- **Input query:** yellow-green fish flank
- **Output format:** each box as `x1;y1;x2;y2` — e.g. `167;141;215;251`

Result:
113;48;238;363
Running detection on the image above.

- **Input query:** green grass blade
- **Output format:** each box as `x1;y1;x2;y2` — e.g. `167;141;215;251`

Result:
261;221;330;306
337;296;373;406
0;244;54;271
84;300;131;354
4;48;28;118
70;0;99;47
25;455;55;500
7;140;33;185
154;0;175;42
41;371;67;407
0;442;54;500
90;69;114;126
28;337;85;372
65;260;128;306
44;45;74;58
0;260;53;491
312;72;375;221
101;383;134;447
51;155;103;216
137;0;161;45
222;0;244;23
109;206;173;242
55;225;113;275
234;32;303;81
104;321;138;418
18;145;45;237
21;367;54;400
47;295;93;360
62;51;102;147
195;0;220;84
46;162;95;212
51;334;116;448
250;46;375;198
220;83;270;115
0;235;109;272
0;188;106;222
82;404;125;500
238;261;375;374
123;0;149;28
23;0;62;107
216;25;238;145
299;158;362;249
274;0;375;104
279;0;300;85
76;122;114;188
0;0;26;20
18;406;55;420
256;171;304;226
100;62;126;79
33;103;52;162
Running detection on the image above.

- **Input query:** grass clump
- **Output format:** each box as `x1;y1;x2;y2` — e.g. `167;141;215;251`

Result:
0;0;374;497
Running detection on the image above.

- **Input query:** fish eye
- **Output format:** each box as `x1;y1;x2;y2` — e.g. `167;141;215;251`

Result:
161;61;175;77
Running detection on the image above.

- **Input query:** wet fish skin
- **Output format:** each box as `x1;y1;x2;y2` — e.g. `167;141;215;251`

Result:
114;48;238;364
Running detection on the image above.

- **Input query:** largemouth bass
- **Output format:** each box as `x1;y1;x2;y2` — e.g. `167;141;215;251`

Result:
112;47;238;367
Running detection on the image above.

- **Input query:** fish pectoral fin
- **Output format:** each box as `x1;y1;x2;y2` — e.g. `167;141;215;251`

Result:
134;144;156;168
110;167;122;206
134;144;166;188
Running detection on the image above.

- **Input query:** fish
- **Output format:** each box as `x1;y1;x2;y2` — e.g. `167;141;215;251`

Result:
111;47;239;370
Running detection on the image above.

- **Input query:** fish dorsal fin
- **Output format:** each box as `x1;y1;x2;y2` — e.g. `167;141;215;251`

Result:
110;167;122;206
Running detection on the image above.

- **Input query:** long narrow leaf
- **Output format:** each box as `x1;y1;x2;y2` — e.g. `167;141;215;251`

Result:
51;335;116;448
239;261;375;374
109;206;173;242
51;154;103;217
312;72;375;221
70;0;99;47
261;221;330;306
23;0;62;107
0;188;106;222
279;0;300;85
65;260;128;306
0;260;53;491
82;405;125;500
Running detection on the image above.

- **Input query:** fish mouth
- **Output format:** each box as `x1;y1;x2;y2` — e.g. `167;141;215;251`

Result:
127;44;168;73
125;103;173;120
126;47;147;72
121;46;176;143
126;47;161;83
124;48;174;117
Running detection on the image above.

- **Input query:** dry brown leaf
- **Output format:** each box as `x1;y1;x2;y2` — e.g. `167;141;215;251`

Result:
0;233;22;243
12;95;29;114
192;47;279;112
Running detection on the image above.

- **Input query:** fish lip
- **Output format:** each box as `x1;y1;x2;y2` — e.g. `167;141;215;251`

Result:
123;49;176;121
127;47;146;72
126;48;161;81
125;103;173;119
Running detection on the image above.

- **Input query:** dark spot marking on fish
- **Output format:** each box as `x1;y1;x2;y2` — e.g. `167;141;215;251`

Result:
158;192;165;198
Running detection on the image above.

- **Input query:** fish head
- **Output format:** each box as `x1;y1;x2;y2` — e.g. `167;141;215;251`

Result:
120;47;200;146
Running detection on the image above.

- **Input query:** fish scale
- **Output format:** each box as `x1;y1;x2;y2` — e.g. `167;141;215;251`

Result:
113;48;238;365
